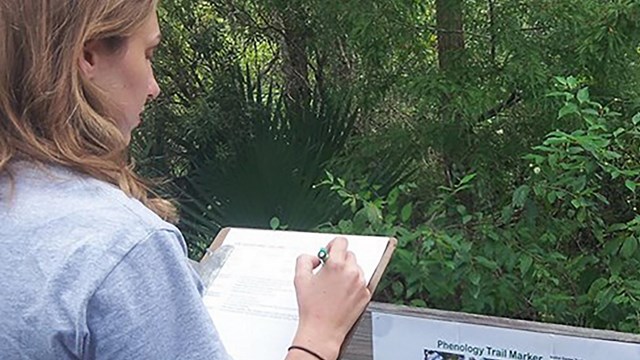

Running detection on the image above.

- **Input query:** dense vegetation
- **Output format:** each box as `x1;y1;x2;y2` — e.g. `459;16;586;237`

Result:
134;0;640;333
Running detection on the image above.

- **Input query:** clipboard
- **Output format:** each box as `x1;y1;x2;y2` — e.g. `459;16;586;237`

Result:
199;227;397;359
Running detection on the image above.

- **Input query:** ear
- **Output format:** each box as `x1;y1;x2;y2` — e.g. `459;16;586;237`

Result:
78;39;101;79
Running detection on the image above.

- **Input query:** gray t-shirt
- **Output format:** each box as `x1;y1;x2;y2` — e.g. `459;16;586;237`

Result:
0;162;230;359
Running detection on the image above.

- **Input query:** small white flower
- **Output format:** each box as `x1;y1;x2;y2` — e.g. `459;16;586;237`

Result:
533;167;541;174
496;129;504;135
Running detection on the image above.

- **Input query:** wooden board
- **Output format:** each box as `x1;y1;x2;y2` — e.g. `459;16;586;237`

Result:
341;302;640;360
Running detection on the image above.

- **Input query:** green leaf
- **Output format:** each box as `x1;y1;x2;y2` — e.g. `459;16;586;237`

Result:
459;173;477;185
512;185;530;208
365;202;382;224
611;170;621;180
633;113;640;125
576;208;586;223
589;278;608;296
595;288;615;315
547;90;570;98
572;176;587;192
554;77;568;86
545;136;569;146
523;153;545;163
400;203;412;222
269;216;281;230
581;108;599;116
555;76;567;85
500;206;514;223
476;256;498;271
620;237;638;258
391;281;404;297
387;188;400;207
625;280;640;291
577;88;589;103
469;272;481;286
609;223;628;232
558;103;579;118
462;215;473;224
625;179;636;192
532;145;559;153
519;255;533;275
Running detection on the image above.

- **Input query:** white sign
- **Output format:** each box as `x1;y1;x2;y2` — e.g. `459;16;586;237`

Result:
372;312;640;360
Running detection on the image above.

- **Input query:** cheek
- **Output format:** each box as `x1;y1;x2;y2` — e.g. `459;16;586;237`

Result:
118;64;152;112
128;61;152;94
118;52;150;91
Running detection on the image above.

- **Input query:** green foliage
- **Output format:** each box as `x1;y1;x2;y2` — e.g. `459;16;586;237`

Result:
133;0;247;179
134;0;640;333
178;77;358;254
520;77;640;331
320;83;640;332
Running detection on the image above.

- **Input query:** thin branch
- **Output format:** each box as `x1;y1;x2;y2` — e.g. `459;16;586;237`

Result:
488;0;497;64
213;0;284;38
476;90;523;123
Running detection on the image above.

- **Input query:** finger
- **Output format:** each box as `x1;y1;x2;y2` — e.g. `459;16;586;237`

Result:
363;285;372;301
346;250;357;265
295;254;321;282
346;251;366;285
326;237;348;261
358;265;367;288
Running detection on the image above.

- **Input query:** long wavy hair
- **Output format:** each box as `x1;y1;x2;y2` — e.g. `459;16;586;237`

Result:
0;0;177;222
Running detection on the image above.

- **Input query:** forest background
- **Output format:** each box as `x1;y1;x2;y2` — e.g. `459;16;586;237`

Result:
134;0;640;333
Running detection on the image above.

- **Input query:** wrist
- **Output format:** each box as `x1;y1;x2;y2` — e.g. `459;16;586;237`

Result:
288;345;328;360
291;326;341;360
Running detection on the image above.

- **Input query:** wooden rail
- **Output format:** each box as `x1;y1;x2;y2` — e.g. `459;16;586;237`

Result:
341;302;640;360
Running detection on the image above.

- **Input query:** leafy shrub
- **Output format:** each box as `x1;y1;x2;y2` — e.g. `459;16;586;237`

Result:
177;79;360;257
319;78;640;333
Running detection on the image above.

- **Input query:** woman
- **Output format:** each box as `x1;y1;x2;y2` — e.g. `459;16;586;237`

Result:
0;1;370;359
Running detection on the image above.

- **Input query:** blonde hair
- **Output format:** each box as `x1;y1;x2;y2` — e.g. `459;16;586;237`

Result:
0;0;177;222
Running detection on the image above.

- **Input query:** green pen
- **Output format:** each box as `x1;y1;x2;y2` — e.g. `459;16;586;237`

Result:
317;247;329;265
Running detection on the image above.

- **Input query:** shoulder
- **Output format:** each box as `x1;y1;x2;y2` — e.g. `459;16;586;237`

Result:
8;161;171;228
2;161;188;295
0;162;200;357
6;161;177;236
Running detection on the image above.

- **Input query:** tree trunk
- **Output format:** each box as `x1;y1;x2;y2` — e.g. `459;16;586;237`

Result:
281;7;310;117
435;0;472;210
436;0;465;73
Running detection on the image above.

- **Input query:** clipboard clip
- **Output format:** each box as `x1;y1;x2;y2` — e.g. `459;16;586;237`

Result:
190;245;235;287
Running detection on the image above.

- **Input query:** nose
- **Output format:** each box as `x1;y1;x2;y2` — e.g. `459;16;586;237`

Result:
148;75;161;101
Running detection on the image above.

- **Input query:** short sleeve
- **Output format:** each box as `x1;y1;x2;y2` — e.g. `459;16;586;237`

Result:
84;229;230;360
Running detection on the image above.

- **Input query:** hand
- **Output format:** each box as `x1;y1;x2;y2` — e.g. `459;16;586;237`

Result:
288;237;371;360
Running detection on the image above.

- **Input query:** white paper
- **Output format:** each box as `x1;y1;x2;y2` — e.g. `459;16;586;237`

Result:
372;312;640;360
203;228;391;360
